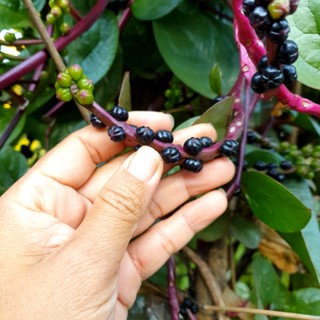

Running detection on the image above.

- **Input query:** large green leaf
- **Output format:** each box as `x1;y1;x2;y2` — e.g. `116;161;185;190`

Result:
67;11;119;84
287;0;320;89
280;178;320;284
0;146;27;195
241;172;311;233
132;0;183;20
0;106;26;147
288;288;320;315
153;10;239;98
245;149;285;167
194;97;234;140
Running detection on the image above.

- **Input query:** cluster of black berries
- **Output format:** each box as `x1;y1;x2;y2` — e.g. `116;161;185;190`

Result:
253;160;290;182
179;297;199;318
243;0;299;93
90;105;239;173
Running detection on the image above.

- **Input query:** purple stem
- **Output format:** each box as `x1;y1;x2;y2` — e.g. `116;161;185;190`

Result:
187;309;197;320
167;256;180;320
118;7;132;31
0;103;27;150
0;0;109;90
43;100;66;119
232;0;320;117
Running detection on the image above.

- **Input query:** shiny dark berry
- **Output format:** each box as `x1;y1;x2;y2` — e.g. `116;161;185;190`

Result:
136;126;155;144
282;64;297;86
242;0;256;16
266;168;279;179
289;0;299;14
182;297;193;308
255;0;272;5
251;72;267;93
280;160;293;170
249;6;271;32
253;160;267;170
155;130;174;143
267;162;278;169
261;65;284;89
190;303;199;314
90;113;106;129
21;145;33;158
277;40;299;64
275;173;286;182
257;55;268;73
183;158;203;173
247;131;259;143
234;187;241;196
161;147;182;164
110;105;129;121
184;137;203;156
200;136;214;148
212;95;226;104
108;125;126;142
268;19;290;44
220;140;239;156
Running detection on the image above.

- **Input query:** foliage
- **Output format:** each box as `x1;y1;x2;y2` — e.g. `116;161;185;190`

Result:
0;0;320;319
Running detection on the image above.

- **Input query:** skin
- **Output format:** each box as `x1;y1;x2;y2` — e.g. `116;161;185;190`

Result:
0;111;235;320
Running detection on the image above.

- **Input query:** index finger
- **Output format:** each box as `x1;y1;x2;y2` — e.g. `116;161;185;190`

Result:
29;111;174;189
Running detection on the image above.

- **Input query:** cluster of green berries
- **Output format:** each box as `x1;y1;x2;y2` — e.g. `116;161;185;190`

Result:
89;105;239;173
242;0;299;93
277;141;320;180
55;64;94;105
179;297;199;318
46;0;70;34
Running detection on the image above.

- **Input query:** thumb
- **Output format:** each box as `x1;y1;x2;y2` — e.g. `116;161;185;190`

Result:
65;146;163;272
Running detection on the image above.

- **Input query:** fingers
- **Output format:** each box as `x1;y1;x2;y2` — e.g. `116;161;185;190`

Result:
116;189;228;305
63;146;164;276
29;112;174;189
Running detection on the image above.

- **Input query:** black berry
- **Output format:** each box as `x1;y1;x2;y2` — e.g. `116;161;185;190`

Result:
220;140;239;156
268;19;290;44
266;168;279;178
21;145;33;158
183;137;203;156
90;113;106;129
155;130;174;143
161;147;182;164
190;303;199;314
183;158;203;173
267;162;278;169
289;0;299;14
242;0;256;16
280;160;293;170
251;72;267;93
253;160;268;170
136;126;155;144
182;297;193;309
212;95;226;104
108;125;126;142
200;136;214;148
249;6;271;32
275;173;286;182
110;105;129;121
282;64;297;86
277;40;299;64
247;131;259;143
261;65;284;89
257;55;268;73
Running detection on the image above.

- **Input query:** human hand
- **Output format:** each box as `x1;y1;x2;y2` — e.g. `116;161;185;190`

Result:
0;111;235;320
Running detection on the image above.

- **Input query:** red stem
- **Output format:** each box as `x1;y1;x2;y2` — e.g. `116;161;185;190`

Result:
167;256;180;320
0;0;109;90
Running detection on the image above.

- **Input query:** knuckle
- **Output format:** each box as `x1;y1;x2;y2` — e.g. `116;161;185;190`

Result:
155;225;177;256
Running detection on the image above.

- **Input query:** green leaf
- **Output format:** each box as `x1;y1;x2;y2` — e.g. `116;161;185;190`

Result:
209;63;222;96
292;112;320;136
245;149;285;167
230;216;262;249
118;72;132;111
132;0;183;20
67;11;119;84
0;2;29;29
0;106;26;147
280;178;320;284
153;10;239;98
174;116;199;131
241;172;311;233
196;213;229;242
0;146;27;195
287;0;320;89
288;288;320;315
194;96;234;140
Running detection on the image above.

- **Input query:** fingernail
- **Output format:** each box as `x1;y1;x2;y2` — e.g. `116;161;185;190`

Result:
127;146;161;181
218;188;226;196
165;113;175;127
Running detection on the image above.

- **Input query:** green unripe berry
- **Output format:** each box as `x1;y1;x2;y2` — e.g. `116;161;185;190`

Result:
279;141;290;150
40;70;49;81
57;0;70;11
302;144;313;157
312;150;320;159
49;0;57;8
289;150;302;159
295;157;305;166
268;0;290;20
75;89;94;105
296;166;309;177
310;159;320;170
4;32;16;43
46;12;56;24
51;5;62;18
59;22;70;34
164;89;172;98
305;172;315;180
314;145;320;153
68;64;83;81
56;88;72;102
57;72;72;88
77;77;94;91
55;81;60;90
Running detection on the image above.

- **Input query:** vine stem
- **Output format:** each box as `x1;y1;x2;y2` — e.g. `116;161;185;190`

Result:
167;256;180;320
203;305;320;320
22;0;65;73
